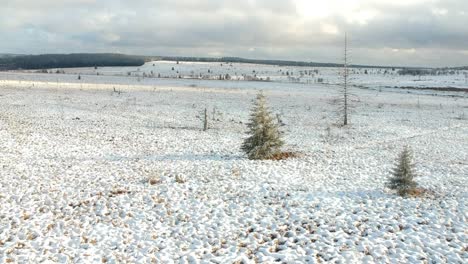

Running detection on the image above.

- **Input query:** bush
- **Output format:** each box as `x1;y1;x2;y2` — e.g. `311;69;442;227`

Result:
148;176;161;185
241;92;284;160
175;174;187;183
387;146;418;196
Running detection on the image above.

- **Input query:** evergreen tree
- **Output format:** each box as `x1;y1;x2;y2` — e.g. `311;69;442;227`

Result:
388;146;418;196
241;92;284;160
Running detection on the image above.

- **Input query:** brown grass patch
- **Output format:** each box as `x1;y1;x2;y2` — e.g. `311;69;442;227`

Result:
148;177;161;185
109;189;130;197
232;167;241;177
175;174;187;183
270;151;302;160
406;187;434;197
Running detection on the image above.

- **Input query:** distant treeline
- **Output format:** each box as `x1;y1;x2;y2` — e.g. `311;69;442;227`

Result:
0;53;145;70
452;66;468;70
150;56;396;69
398;68;461;76
0;53;22;59
4;53;461;71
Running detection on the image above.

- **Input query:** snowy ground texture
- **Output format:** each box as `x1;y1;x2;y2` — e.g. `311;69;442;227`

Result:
0;68;467;263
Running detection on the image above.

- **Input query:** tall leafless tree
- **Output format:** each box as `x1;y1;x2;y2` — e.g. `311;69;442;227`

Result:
341;33;350;126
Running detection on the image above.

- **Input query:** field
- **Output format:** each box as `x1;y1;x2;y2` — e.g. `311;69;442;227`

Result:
0;62;467;263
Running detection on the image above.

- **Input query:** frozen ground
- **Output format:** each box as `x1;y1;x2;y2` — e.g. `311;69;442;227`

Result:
0;72;467;263
5;60;468;91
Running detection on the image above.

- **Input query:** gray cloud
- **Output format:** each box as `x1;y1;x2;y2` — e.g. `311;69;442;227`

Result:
1;0;467;66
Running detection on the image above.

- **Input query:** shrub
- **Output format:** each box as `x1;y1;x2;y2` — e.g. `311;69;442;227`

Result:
175;174;187;183
387;146;418;196
241;92;284;160
148;176;161;185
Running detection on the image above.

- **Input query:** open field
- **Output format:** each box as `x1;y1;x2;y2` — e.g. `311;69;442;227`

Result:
5;60;468;92
0;68;467;263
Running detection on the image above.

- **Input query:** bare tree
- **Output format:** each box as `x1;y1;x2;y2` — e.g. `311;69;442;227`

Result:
339;33;351;126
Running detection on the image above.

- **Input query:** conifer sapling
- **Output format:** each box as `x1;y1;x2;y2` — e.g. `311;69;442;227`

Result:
388;146;418;196
241;92;284;160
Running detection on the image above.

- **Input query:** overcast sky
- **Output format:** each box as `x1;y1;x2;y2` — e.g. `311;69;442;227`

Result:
1;0;468;67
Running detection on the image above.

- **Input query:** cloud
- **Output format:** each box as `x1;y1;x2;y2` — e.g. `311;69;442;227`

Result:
0;0;467;66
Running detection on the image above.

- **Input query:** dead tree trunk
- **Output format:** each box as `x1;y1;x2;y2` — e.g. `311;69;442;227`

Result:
342;33;350;126
203;108;208;131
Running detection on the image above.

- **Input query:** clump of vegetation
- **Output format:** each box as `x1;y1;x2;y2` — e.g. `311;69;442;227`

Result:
270;151;300;160
241;92;284;160
148;176;161;185
175;174;187;183
387;146;419;196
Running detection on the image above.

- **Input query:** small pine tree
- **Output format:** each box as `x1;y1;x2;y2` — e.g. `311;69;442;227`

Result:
241;92;284;160
388;146;418;196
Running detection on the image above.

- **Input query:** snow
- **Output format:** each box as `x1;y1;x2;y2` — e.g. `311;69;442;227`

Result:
0;65;467;263
4;60;468;92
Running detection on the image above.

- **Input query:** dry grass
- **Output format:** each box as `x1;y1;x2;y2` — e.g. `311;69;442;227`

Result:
270;151;302;161
406;187;434;198
109;189;130;197
175;174;187;183
232;167;241;177
148;177;161;185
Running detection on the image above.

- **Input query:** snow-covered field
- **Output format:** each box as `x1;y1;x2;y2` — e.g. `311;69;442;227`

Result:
6;60;468;91
0;69;467;263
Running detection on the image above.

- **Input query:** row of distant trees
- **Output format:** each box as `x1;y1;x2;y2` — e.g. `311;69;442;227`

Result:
152;56;397;69
398;68;461;76
0;53;145;70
